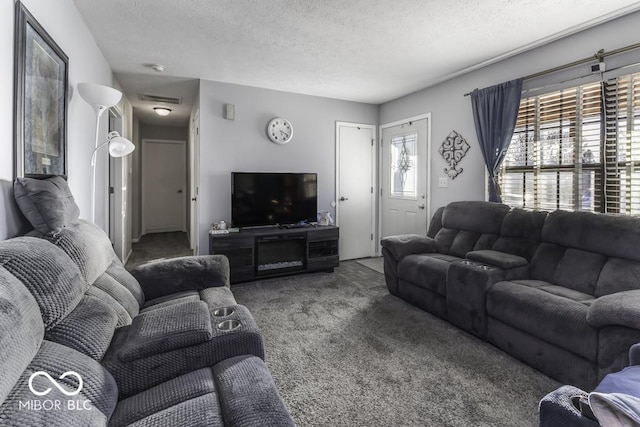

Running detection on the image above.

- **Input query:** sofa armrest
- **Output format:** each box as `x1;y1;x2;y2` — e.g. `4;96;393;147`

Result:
466;250;528;270
587;290;640;330
130;255;230;301
630;343;640;366
380;234;436;261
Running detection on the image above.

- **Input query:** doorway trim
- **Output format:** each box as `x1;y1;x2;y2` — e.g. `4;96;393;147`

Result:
335;121;377;258
378;113;432;249
141;138;188;235
189;109;200;254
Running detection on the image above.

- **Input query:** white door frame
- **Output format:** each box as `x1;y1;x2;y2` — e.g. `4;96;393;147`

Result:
189;109;200;254
378;113;432;248
335;121;377;258
141;138;188;235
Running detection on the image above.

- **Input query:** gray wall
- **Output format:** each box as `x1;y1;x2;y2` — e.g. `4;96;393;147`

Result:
379;11;640;212
0;0;115;240
197;80;378;253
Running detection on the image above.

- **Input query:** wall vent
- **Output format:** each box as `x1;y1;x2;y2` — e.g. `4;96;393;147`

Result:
138;93;181;104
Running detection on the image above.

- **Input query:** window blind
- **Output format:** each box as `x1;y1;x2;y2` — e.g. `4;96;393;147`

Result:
499;71;640;214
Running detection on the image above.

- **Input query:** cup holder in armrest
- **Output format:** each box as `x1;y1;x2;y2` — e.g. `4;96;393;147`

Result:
217;319;241;331
213;307;235;317
460;260;492;270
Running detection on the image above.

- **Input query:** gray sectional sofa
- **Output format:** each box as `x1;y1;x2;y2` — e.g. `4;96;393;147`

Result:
381;201;640;389
0;177;295;426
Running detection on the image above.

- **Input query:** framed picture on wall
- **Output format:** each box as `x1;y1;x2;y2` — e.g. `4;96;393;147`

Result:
14;1;69;178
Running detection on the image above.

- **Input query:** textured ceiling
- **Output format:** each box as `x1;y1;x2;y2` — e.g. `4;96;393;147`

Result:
73;0;640;125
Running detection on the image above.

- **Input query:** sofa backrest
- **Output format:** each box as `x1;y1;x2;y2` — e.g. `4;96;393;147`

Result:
0;265;118;424
533;210;640;296
434;201;510;257
11;176;145;326
0;265;44;405
0;236;120;361
492;208;547;261
41;219;145;324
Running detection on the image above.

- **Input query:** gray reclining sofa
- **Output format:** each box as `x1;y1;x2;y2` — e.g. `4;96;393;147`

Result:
0;177;294;426
381;201;640;389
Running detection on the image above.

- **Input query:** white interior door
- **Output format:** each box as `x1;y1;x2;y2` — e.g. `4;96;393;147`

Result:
336;122;375;260
380;117;430;239
142;139;187;234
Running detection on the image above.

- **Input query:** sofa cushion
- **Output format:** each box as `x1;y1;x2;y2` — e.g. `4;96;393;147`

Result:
487;280;597;361
398;253;461;295
93;269;140;323
43;219;118;285
596;258;640;297
118;301;213;362
492;208;546;260
441;201;510;233
214;355;295;426
529;242;566;283
542;210;640;262
434;201;508;257
13;176;80;236
109;367;222;427
553;249;607;296
467;250;528;269
0;340;118;425
0;266;44;404
46;293;118;360
142;287;238;313
380;234;436;260
0;237;86;330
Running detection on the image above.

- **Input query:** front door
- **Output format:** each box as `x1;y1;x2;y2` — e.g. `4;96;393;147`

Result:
337;122;375;260
142;139;187;234
380;117;429;239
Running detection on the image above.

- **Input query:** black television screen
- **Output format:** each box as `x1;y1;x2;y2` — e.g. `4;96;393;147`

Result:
231;172;318;227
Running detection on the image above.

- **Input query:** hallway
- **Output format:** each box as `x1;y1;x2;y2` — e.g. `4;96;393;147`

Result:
125;232;193;270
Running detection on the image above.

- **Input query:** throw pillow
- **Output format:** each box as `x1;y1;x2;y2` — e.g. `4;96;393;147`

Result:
13;176;80;235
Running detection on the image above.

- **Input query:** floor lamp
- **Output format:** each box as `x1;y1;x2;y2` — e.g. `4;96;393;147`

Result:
78;82;135;223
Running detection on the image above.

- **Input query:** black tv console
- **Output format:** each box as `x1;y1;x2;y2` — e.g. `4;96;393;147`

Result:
209;226;339;284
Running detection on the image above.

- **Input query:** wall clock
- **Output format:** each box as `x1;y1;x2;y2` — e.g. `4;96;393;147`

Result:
267;118;293;144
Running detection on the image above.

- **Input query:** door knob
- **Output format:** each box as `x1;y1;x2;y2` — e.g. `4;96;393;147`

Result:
340;197;349;201
418;204;425;209
177;189;183;193
191;197;197;201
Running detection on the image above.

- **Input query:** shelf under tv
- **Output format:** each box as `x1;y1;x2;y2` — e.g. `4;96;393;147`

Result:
208;225;339;284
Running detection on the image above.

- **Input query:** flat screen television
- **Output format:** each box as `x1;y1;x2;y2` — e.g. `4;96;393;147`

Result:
231;172;318;227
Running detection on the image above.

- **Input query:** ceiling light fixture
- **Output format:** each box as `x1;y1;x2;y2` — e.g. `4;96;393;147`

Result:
143;63;165;73
153;107;172;116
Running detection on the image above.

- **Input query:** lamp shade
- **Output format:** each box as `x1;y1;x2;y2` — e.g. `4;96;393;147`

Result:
78;82;122;110
107;131;135;157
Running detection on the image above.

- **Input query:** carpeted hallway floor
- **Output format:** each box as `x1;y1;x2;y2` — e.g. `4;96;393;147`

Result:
233;261;560;427
125;231;193;270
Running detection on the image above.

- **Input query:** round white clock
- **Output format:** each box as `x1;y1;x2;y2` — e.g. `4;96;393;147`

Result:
267;118;293;144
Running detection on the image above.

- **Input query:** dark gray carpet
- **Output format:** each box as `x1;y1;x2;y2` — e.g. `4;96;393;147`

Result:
126;232;193;270
233;261;560;427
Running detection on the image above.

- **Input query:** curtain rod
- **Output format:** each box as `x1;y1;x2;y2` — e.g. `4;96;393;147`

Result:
463;41;640;97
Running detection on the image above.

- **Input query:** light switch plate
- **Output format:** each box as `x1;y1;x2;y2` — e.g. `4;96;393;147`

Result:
439;177;448;188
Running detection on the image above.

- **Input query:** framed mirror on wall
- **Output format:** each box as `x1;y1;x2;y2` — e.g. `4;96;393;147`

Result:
13;1;68;179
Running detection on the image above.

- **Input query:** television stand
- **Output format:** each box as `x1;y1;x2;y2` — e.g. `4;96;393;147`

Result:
209;226;339;284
